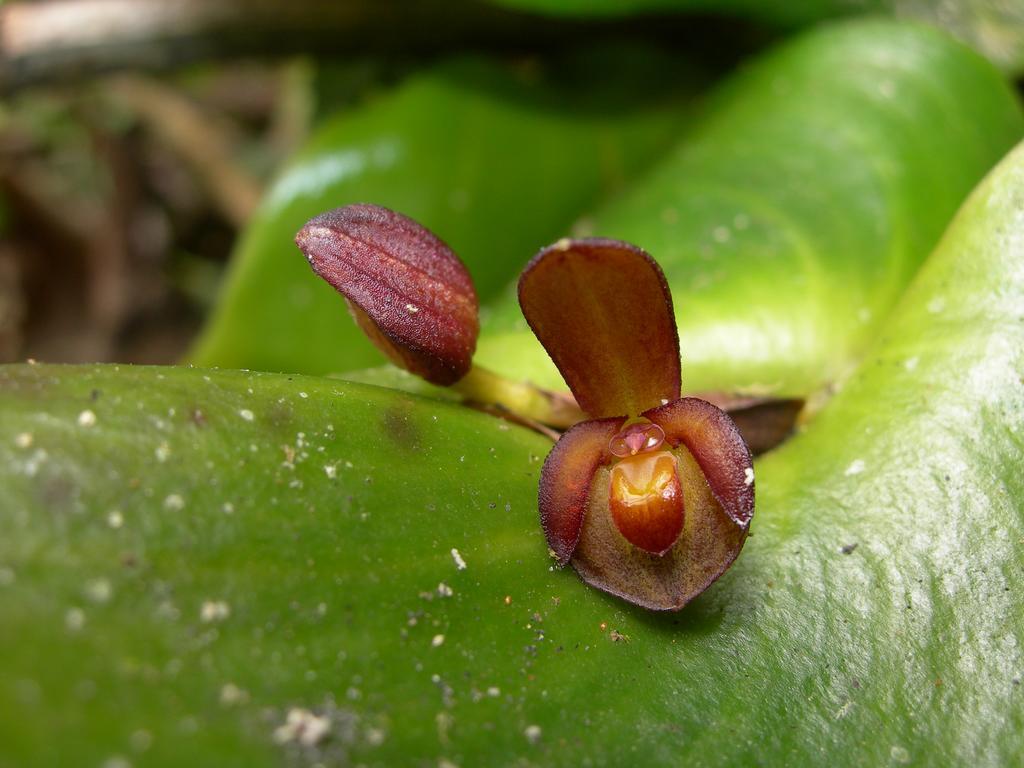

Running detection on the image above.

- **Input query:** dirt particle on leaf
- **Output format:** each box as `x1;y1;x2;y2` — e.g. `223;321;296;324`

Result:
273;708;331;747
840;542;859;555
609;630;630;643
437;583;453;598
524;724;542;744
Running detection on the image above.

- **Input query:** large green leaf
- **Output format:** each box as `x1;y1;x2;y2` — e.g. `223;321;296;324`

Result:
478;20;1023;396
3;131;1024;764
190;53;699;375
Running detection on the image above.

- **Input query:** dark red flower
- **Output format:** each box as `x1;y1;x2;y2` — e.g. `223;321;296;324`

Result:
519;238;754;610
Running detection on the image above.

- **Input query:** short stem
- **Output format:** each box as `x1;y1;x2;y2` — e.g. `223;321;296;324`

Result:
453;364;585;429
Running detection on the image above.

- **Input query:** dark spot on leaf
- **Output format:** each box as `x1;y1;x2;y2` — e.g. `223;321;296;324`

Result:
381;404;421;451
268;400;293;429
190;407;207;428
841;543;858;555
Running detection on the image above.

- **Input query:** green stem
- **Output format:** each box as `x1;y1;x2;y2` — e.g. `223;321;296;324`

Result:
453;364;585;429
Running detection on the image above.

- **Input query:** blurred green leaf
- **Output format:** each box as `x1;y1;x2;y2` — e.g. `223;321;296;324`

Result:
2;129;1023;764
191;51;701;375
477;20;1023;396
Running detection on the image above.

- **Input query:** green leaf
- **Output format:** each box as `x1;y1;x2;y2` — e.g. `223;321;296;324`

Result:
477;20;1024;396
3;132;1024;764
190;53;700;376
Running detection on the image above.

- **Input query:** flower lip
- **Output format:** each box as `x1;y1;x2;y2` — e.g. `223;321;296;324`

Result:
518;237;681;418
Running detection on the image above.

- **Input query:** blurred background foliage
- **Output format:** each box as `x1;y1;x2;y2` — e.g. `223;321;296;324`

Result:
0;0;1021;369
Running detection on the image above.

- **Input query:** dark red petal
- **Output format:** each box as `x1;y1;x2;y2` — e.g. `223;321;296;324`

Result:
295;204;478;385
644;397;754;527
539;416;626;566
518;238;680;417
695;392;804;456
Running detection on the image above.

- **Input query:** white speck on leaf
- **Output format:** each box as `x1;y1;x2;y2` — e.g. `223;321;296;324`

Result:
524;725;542;744
299;391;308;399
107;510;124;528
437;583;453;597
431;634;445;648
927;296;946;314
200;600;231;623
77;410;97;427
220;683;248;706
239;409;254;422
844;459;866;477
273;708;331;747
14;432;32;448
155;442;171;462
163;494;185;511
84;578;112;604
450;548;467;570
65;607;86;632
890;746;911;764
324;464;337;479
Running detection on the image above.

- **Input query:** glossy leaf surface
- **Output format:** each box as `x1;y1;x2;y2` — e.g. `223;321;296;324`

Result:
2;135;1024;763
192;54;698;375
518;238;680;417
478;20;1024;396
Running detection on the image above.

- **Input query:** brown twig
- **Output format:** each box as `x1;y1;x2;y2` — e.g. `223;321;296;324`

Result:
106;74;263;226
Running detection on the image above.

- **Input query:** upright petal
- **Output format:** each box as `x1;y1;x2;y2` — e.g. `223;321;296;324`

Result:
296;204;478;385
518;238;681;417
